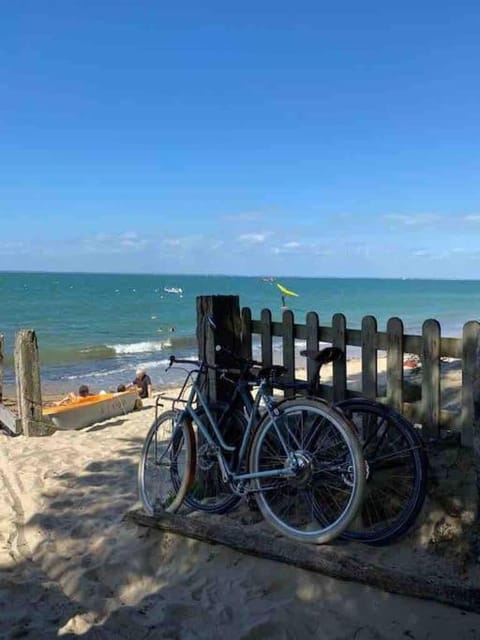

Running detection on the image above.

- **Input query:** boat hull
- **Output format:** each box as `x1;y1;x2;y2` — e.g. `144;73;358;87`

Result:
43;390;139;430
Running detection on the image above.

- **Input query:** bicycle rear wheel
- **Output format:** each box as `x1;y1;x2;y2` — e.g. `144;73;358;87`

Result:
249;399;365;544
337;399;427;545
138;410;195;515
184;403;245;514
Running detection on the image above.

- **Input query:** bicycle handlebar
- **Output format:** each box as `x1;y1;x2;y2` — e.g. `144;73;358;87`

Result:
166;354;242;375
215;345;262;369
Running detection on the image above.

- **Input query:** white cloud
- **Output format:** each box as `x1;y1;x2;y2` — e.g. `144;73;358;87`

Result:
238;232;271;244
383;214;441;226
223;212;263;222
463;215;480;223
272;241;332;256
0;241;30;255
77;231;149;255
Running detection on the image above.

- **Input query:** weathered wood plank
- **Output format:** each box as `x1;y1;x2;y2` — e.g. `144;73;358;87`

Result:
0;404;21;435
14;329;52;437
125;509;480;614
196;295;242;402
305;311;320;387
240;307;253;360
462;321;480;448
422;319;441;438
260;309;273;368
386;317;404;413
282;309;296;399
332;314;347;402
361;316;377;399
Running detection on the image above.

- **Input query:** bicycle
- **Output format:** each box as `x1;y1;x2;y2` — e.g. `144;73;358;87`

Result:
282;347;428;545
138;355;366;544
192;346;428;545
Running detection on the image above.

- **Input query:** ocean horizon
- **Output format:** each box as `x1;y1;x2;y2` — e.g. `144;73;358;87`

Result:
1;271;479;397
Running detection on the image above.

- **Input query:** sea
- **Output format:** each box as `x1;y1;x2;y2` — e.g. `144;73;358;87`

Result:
1;271;480;397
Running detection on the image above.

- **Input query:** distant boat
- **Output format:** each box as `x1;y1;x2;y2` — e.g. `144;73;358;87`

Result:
262;276;275;283
43;390;138;430
164;287;183;294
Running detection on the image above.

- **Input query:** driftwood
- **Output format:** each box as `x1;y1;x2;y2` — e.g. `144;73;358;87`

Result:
126;508;480;614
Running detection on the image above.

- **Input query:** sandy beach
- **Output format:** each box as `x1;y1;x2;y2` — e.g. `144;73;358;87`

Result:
1;361;480;639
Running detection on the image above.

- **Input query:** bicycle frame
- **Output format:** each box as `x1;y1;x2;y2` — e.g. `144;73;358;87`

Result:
170;364;297;485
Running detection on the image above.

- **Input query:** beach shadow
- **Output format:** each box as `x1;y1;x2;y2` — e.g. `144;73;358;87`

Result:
84;417;131;433
3;408;479;639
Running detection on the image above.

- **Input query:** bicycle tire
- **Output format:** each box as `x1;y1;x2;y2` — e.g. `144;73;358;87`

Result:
183;403;245;514
249;398;365;544
138;410;196;515
336;399;427;545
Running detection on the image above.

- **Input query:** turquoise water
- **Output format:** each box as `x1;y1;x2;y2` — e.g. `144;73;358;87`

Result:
1;272;480;395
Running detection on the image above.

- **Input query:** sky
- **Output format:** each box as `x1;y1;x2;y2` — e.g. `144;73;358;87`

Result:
1;1;480;278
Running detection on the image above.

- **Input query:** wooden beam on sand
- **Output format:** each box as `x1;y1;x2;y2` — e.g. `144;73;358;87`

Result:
125;509;480;614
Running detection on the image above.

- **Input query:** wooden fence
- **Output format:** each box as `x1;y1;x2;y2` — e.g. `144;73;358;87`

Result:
198;295;480;450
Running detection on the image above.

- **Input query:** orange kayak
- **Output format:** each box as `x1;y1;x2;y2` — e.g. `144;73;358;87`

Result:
43;390;138;430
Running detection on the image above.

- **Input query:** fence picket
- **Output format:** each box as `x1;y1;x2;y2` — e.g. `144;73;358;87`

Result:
332;313;347;402
422;319;441;438
386;317;404;412
361;316;377;399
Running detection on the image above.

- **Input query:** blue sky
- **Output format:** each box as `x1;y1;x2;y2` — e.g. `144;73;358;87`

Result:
1;1;480;278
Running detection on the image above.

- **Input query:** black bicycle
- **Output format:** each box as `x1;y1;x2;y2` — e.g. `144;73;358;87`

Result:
287;347;428;545
187;345;428;545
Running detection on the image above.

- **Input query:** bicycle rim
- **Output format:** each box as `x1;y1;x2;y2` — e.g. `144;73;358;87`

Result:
138;410;195;515
337;399;427;545
249;399;365;544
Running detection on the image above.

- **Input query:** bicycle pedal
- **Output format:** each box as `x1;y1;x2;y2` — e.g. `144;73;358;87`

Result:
246;495;260;512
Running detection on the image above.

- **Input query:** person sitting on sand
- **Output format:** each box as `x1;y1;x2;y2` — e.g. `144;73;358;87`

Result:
56;384;92;405
130;368;152;399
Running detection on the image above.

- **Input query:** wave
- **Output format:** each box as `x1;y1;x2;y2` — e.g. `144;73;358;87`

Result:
103;340;170;355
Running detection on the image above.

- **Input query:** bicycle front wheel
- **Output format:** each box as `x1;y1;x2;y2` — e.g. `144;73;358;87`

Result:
249;399;365;544
337;399;427;545
138;410;195;515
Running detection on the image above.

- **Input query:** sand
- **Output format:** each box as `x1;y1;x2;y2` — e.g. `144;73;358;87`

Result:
1;362;480;639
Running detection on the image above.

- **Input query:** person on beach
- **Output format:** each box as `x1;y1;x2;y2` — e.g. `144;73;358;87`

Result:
130;368;152;399
55;384;92;405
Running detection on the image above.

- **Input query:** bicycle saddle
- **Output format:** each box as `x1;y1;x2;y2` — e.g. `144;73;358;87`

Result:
257;365;288;380
299;347;343;365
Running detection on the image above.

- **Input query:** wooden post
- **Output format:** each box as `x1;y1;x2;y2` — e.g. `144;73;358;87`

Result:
14;330;52;436
0;334;3;405
196;295;242;402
